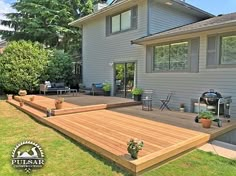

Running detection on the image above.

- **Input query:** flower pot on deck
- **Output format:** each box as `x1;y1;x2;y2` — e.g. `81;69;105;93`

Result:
201;119;212;128
7;94;13;100
19;102;24;107
55;103;63;109
133;95;142;101
104;91;110;96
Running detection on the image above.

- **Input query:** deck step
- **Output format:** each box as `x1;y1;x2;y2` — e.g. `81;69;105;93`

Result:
7;99;46;118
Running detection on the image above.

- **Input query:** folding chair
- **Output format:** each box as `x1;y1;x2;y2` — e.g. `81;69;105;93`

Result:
160;92;173;111
142;90;153;111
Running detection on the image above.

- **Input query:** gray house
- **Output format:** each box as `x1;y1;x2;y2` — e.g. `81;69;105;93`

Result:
70;0;236;116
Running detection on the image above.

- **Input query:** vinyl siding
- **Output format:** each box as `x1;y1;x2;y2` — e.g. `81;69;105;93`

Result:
149;0;200;34
82;1;147;90
140;26;236;117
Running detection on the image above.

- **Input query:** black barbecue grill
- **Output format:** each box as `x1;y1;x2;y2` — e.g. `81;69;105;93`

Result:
195;89;232;127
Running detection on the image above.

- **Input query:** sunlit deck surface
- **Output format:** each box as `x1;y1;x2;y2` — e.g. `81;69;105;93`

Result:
8;95;236;174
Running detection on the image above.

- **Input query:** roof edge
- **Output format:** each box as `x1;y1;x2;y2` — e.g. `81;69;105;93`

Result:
132;20;236;45
69;0;214;27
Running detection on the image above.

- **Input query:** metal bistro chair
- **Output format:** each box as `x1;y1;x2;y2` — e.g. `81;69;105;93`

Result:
142;90;153;111
160;92;173;111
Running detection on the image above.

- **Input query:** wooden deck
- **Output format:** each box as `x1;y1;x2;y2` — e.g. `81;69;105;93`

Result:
15;95;140;115
7;97;236;174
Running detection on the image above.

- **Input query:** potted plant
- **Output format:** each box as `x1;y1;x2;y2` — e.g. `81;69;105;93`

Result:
55;98;64;109
46;108;52;117
131;88;143;101
127;138;144;159
18;89;27;96
180;103;185;112
19;98;24;107
7;94;13;100
199;111;214;128
30;96;35;102
102;83;111;96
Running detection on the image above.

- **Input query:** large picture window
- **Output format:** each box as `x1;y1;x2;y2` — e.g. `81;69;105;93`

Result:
220;35;236;65
153;41;189;71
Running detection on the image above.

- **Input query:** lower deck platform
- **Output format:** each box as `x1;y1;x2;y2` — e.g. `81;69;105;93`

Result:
7;97;236;174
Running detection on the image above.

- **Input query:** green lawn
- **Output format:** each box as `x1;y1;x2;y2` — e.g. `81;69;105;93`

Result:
0;101;236;176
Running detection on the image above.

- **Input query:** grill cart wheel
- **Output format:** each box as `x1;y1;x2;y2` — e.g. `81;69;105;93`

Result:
195;116;199;123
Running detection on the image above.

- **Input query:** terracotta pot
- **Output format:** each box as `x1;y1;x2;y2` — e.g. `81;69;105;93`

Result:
20;102;24;107
55;103;63;109
201;119;212;128
30;96;35;101
7;94;13;100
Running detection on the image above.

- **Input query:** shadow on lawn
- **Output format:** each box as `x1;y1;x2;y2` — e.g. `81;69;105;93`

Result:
28;115;132;176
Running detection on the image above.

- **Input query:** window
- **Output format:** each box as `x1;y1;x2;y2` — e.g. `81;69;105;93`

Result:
220;35;236;65
207;33;236;67
153;42;189;71
106;6;137;36
111;10;131;33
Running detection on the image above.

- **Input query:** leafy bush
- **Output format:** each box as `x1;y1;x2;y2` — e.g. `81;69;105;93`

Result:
102;83;111;92
45;50;73;84
0;40;49;93
131;88;143;95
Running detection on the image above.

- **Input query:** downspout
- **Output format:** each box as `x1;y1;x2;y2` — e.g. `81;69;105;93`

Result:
147;0;150;35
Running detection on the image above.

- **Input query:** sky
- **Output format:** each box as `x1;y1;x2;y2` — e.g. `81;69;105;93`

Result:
0;0;236;27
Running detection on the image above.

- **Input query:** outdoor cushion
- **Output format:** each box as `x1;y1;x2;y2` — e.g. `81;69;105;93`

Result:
95;83;103;88
55;83;65;88
45;81;51;88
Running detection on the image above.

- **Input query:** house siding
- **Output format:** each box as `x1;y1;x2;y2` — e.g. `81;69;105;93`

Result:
149;0;200;34
82;1;147;90
140;26;236;117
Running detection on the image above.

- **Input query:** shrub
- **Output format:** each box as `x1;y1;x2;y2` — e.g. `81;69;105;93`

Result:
131;88;143;95
0;40;49;94
102;83;111;92
45;50;73;85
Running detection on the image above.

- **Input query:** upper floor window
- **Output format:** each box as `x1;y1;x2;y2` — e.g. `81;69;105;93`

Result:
111;10;131;33
207;33;236;67
153;41;189;71
106;6;137;36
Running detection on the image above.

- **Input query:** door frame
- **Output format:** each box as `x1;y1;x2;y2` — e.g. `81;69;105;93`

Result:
113;61;137;98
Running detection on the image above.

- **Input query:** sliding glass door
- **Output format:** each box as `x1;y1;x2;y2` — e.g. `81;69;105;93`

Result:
114;62;135;98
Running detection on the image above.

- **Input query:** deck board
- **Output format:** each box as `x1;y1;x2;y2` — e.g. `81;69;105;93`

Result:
7;98;236;174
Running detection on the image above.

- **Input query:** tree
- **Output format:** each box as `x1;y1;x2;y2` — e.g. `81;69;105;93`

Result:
45;50;73;84
0;40;49;93
0;0;108;53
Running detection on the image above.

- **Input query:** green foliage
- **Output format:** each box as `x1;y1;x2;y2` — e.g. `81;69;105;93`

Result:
199;111;214;120
127;138;144;159
44;50;73;84
0;40;49;94
0;0;108;57
102;83;111;92
131;88;143;95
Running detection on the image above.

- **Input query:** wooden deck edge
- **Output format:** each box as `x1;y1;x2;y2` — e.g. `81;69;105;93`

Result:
209;123;236;140
6;100;137;173
14;96;47;112
107;101;141;109
52;104;107;116
132;133;210;173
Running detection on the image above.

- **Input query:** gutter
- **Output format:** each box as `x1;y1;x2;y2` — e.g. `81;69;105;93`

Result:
132;20;236;45
69;0;142;27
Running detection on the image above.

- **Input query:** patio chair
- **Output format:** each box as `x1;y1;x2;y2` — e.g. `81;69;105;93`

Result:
142;90;153;111
160;92;173;111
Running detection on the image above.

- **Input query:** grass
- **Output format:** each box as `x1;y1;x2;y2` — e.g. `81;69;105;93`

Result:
0;101;236;176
